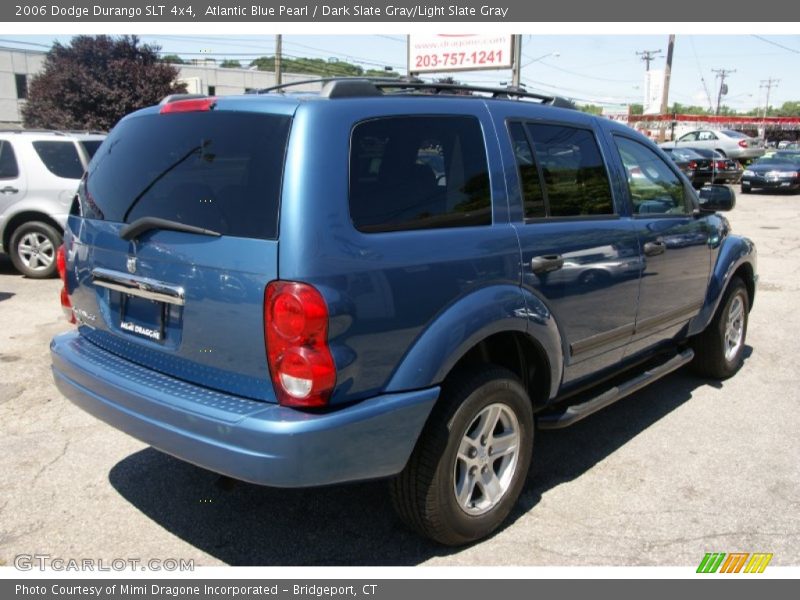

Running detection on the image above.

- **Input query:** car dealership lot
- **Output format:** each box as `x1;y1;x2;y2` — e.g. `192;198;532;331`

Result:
1;191;798;567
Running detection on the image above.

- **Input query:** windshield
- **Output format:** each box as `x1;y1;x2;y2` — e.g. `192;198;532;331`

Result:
79;111;291;240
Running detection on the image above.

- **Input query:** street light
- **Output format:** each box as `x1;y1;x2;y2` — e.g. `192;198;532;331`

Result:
520;51;559;69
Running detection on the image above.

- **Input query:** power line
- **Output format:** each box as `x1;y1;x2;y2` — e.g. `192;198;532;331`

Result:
751;35;800;54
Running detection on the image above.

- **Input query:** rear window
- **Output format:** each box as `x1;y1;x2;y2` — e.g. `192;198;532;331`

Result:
349;115;491;233
722;130;747;138
79;140;103;159
79;111;291;240
32;141;84;179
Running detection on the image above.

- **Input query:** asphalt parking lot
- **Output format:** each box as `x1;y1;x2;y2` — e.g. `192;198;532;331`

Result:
0;191;798;568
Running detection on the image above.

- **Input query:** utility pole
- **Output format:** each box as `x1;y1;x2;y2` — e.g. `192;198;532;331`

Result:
275;34;282;86
511;34;522;88
636;49;662;71
760;78;780;117
713;68;735;115
658;35;675;142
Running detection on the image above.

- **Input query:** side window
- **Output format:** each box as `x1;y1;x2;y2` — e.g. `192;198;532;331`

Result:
0;141;20;179
698;131;717;141
678;132;697;142
524;123;614;217
32;141;84;179
614;136;691;215
508;121;545;219
349;116;491;232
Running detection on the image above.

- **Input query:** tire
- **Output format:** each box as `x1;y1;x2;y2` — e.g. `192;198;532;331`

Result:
390;366;534;546
741;183;752;194
8;221;62;279
691;277;749;379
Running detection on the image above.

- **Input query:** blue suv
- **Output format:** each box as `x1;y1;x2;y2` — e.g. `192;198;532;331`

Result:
51;79;756;545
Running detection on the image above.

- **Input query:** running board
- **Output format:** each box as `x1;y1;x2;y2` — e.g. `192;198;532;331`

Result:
537;348;695;430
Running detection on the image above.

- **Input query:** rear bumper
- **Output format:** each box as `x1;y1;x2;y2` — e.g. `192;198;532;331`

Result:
51;332;438;487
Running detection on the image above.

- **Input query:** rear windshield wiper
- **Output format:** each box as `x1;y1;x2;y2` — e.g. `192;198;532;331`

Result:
120;216;221;241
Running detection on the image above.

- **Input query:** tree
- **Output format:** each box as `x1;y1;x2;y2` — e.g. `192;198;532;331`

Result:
776;101;800;117
161;54;184;64
577;104;603;115
249;55;364;77
629;103;644;115
23;35;186;131
220;59;242;68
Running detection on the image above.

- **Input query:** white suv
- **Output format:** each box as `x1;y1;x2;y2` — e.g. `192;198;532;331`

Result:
0;130;105;278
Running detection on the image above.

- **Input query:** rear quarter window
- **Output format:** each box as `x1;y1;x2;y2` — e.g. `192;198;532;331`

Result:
0;140;19;179
349;115;492;233
32;141;84;179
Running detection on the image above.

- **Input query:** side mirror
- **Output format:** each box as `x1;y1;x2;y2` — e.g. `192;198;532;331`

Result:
698;184;736;212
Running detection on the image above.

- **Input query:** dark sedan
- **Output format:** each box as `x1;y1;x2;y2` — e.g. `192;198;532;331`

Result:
662;147;714;189
681;147;743;184
741;152;800;193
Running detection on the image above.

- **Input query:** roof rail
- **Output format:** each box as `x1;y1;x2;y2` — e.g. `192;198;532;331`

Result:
255;77;575;108
0;129;69;135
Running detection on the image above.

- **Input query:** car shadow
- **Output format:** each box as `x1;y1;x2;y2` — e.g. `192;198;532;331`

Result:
108;348;752;566
0;255;18;276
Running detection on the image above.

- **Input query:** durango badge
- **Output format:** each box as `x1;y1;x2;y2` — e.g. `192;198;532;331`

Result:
126;256;137;274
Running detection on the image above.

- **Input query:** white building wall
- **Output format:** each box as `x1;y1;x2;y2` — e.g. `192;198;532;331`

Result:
0;47;321;128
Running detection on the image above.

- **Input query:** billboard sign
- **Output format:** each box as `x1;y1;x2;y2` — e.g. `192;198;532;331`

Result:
408;34;514;74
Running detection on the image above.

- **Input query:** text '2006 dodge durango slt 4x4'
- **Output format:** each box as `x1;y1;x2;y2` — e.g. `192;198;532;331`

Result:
51;79;756;545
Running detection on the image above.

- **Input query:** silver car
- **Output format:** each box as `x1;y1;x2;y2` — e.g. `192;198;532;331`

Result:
0;130;105;278
660;129;764;161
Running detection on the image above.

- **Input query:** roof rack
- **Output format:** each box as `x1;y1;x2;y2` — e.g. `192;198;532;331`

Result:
255;77;575;108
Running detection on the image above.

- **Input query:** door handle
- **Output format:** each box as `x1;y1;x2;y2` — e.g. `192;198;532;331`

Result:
0;186;18;194
530;254;564;274
643;241;666;257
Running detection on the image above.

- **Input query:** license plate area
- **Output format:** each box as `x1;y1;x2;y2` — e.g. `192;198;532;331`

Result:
119;294;167;342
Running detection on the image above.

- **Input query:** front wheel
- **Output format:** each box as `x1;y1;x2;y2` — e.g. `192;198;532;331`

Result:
691;277;749;379
390;367;534;545
741;182;752;194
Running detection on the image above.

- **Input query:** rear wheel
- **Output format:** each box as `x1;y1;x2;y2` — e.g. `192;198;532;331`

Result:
691;277;749;379
741;182;752;194
8;221;62;279
390;367;534;545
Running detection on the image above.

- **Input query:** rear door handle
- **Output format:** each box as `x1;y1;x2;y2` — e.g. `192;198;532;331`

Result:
643;241;666;256
530;254;564;274
0;186;18;195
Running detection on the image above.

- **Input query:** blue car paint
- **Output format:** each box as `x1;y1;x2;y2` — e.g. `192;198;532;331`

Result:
50;90;757;489
52;331;438;487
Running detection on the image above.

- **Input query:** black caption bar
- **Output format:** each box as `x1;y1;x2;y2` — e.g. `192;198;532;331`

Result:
4;579;791;600
3;0;800;21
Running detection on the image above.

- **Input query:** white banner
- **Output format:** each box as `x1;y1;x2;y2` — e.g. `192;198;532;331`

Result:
408;34;514;74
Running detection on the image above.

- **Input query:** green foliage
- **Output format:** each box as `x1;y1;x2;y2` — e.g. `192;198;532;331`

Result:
23;35;185;130
249;56;365;77
161;54;184;64
629;103;644;115
220;59;242;68
577;104;603;115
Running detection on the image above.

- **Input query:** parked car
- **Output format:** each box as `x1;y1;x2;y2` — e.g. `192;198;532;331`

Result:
661;147;714;188
660;129;764;161
680;147;743;184
51;81;756;546
741;151;800;193
0;130;106;277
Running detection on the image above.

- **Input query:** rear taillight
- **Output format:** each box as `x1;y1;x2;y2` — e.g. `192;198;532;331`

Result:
265;281;336;407
160;97;217;114
56;245;76;324
715;160;727;170
738;140;748;148
688;161;698;170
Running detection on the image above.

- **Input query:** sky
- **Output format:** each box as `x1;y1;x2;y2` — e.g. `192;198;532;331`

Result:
1;33;798;112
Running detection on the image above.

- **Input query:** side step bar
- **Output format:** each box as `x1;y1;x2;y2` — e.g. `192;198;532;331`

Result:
537;348;695;430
